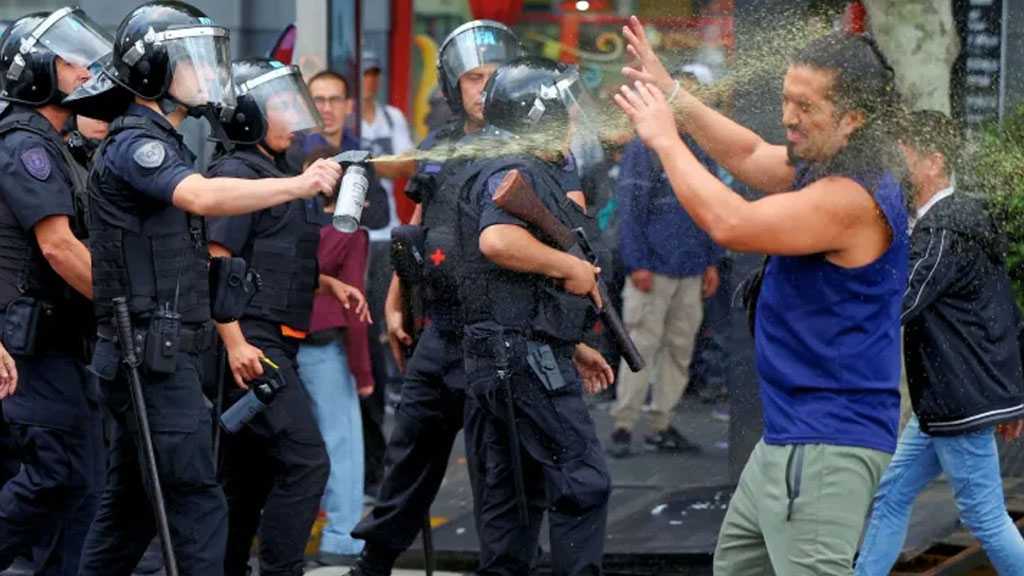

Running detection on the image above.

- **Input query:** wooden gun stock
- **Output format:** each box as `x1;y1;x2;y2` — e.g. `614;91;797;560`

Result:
492;169;645;372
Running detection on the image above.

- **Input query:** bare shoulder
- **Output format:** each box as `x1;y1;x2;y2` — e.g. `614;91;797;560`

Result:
799;176;894;266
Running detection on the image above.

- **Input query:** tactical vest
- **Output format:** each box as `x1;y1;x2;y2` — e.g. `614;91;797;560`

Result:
208;148;322;331
89;115;211;325
455;154;599;343
0;109;90;310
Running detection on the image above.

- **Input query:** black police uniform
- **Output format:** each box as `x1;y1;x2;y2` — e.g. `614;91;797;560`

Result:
206;147;330;576
0;105;104;576
78;103;227;576
457;153;610;576
352;121;489;571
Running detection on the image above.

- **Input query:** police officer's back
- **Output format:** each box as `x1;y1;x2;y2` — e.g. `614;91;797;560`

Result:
456;57;614;576
70;3;340;575
0;8;111;574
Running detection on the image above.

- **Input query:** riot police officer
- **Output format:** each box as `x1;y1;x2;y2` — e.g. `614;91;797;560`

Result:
346;20;522;576
70;3;341;575
206;58;365;576
0;8;111;574
455;57;614;576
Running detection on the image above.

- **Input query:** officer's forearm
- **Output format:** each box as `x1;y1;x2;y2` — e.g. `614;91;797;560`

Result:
479;224;579;280
385;273;402;313
317;274;341;295
35;216;93;300
173;174;306;217
215;320;247;350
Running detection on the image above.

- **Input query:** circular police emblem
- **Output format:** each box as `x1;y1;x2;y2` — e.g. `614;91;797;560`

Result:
20;147;51;181
133;140;166;169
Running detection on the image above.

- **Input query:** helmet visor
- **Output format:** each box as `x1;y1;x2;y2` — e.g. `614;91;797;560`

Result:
241;65;322;136
554;70;605;175
35;8;112;74
165;28;236;110
441;23;521;85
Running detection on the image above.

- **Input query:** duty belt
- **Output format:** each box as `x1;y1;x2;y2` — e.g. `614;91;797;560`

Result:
98;321;216;354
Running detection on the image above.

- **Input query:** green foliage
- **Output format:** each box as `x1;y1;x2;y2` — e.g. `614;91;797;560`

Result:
974;104;1024;305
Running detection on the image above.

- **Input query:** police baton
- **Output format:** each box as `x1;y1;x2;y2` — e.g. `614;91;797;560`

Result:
112;297;180;576
491;170;645;372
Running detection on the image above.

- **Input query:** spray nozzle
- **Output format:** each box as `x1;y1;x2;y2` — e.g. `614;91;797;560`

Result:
331;150;373;167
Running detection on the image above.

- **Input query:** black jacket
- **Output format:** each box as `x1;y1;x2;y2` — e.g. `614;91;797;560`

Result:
902;191;1024;435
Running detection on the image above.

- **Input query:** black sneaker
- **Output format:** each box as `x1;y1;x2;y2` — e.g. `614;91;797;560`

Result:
644;426;702;453
608;427;632;458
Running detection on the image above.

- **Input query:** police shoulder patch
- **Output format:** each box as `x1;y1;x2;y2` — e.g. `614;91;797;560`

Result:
133;140;166;169
20;147;52;181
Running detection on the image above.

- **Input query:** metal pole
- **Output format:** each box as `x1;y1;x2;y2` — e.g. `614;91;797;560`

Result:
353;0;363;142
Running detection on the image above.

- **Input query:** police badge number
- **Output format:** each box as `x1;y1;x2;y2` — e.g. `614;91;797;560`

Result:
133;140;166;169
20;147;52;181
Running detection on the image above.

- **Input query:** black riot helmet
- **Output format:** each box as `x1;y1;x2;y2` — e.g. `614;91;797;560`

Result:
220;58;322;147
484;56;589;137
0;7;113;107
484;56;605;172
437;20;521;115
108;1;235;117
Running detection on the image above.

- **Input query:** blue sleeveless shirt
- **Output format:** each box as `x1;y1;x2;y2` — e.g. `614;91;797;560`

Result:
756;164;908;454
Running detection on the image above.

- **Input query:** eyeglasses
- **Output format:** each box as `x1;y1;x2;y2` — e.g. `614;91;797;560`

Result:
313;95;348;107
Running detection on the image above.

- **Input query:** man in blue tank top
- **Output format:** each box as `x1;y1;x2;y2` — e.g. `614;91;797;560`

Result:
616;19;908;575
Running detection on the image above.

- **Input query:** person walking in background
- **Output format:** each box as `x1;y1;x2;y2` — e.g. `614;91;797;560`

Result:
854;110;1024;576
609;64;723;458
298;148;374;565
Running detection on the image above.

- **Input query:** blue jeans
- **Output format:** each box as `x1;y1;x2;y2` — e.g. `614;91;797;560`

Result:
856;416;1024;575
297;339;365;555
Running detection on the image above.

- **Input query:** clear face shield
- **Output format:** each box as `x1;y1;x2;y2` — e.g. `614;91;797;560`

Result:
19;7;112;79
240;65;322;137
550;70;605;176
441;22;521;91
162;27;236;115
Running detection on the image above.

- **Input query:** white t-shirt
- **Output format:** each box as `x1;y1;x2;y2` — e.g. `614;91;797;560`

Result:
361;103;414;242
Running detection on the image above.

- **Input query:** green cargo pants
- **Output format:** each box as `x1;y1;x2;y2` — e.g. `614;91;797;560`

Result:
714;440;891;575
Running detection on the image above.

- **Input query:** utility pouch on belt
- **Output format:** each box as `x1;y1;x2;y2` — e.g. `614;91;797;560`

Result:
390;225;426;284
209;256;260;323
526;341;567;392
143;305;181;374
2;296;52;356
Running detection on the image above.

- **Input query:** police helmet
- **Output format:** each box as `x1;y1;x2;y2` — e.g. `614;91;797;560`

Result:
483;56;586;137
109;1;235;114
437;20;521;115
221;58;322;146
0;7;113;106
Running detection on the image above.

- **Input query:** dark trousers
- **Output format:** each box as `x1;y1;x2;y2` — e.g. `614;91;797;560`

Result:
465;331;610;576
353;324;481;569
363;240;395;493
0;355;103;576
220;320;329;576
79;349;228;576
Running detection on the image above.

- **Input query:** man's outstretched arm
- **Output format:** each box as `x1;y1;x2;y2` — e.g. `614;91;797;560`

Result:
620;16;794;194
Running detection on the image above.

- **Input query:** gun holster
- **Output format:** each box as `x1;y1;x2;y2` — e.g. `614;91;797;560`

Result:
2;296;56;356
390;225;427;284
209;256;260;323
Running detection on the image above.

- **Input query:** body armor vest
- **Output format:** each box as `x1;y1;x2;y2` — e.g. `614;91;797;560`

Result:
456;154;599;343
89;115;210;325
208;148;321;331
0;109;90;311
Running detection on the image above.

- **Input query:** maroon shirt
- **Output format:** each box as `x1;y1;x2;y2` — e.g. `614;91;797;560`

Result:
309;225;374;395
